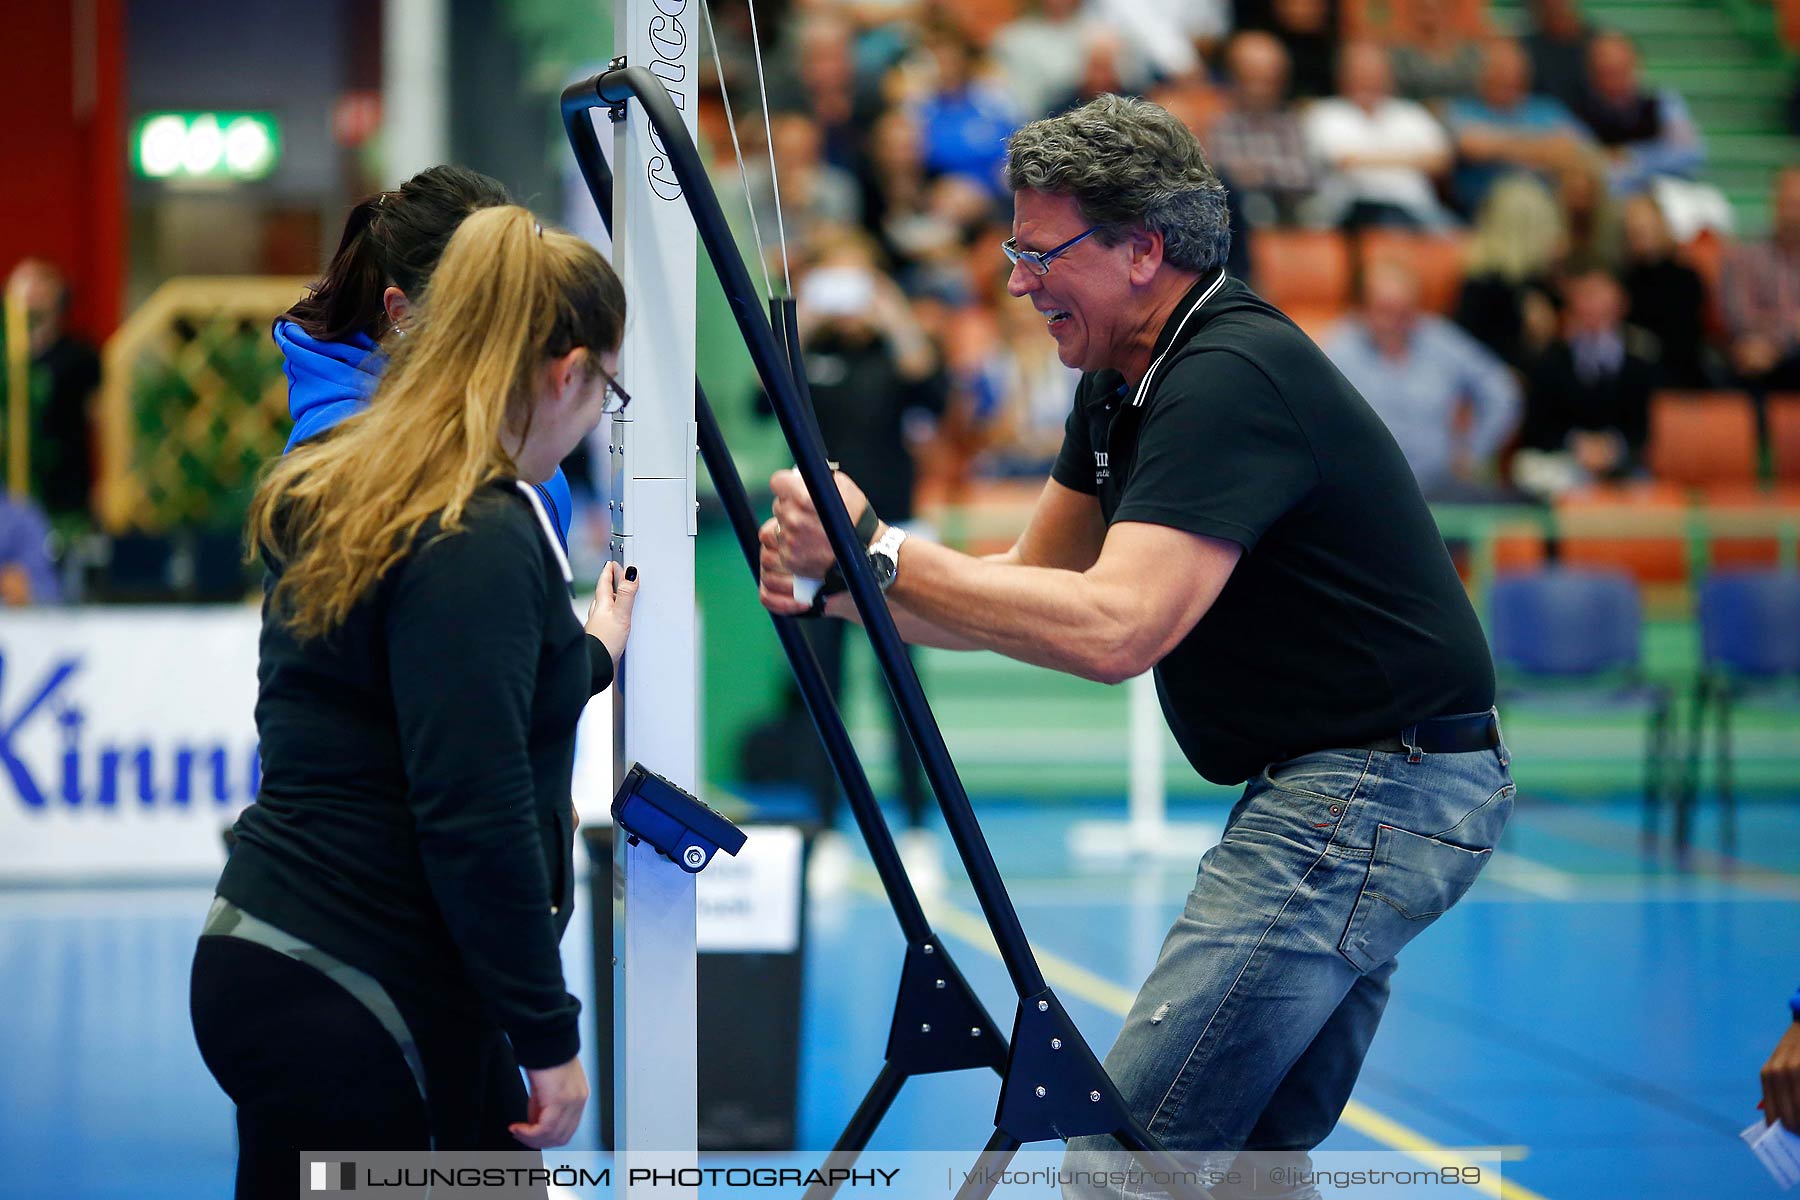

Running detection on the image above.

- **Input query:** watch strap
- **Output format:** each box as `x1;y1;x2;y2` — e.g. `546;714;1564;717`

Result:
854;502;880;546
800;503;882;617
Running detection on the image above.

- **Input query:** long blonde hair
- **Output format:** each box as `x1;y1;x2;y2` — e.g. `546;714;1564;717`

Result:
1465;175;1567;283
248;205;625;640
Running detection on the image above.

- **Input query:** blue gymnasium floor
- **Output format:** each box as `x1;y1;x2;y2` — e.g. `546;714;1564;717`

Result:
2;795;1796;1199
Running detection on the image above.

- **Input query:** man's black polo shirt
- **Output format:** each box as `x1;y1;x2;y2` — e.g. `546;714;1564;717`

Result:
1050;270;1495;785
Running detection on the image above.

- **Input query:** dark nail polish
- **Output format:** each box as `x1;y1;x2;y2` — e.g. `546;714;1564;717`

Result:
625;565;638;581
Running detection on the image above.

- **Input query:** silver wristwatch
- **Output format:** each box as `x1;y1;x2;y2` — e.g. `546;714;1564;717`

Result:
868;525;908;592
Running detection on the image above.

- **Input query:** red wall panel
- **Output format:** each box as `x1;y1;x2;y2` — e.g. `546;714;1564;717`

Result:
0;0;126;339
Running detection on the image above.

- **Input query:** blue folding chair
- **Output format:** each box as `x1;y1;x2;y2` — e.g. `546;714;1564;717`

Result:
1686;570;1800;852
1488;568;1675;841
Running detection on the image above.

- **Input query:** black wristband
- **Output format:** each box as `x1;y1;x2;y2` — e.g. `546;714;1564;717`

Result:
801;503;879;618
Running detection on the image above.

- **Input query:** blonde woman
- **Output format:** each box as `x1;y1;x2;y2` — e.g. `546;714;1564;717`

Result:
1453;173;1568;368
190;205;637;1194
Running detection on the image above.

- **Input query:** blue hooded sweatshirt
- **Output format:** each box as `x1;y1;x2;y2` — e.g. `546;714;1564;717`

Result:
274;318;574;547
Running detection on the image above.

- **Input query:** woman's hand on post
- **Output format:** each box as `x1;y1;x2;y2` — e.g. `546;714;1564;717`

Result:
509;1055;589;1149
585;562;640;666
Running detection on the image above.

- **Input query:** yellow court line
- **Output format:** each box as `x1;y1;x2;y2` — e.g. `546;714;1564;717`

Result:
849;870;1552;1200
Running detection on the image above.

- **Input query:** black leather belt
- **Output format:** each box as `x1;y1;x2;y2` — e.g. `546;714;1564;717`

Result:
1360;710;1501;756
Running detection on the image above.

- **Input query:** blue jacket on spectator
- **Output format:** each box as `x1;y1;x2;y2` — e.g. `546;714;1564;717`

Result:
273;318;573;547
0;496;61;603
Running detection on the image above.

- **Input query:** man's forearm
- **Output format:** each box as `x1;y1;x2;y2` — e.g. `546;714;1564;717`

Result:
862;533;1144;682
824;591;988;650
823;545;1020;653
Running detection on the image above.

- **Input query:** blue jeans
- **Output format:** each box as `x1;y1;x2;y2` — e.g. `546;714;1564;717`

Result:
1066;714;1514;1199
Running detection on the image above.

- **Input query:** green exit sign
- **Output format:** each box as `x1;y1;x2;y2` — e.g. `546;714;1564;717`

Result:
134;111;281;182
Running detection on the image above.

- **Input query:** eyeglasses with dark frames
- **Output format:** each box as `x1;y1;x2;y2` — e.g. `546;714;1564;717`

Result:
1002;225;1101;276
598;366;632;415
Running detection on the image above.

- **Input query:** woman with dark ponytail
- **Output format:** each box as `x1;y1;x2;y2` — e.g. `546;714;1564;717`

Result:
193;206;637;1195
275;165;581;546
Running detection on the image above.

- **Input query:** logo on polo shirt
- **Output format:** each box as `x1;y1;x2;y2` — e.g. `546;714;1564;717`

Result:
1094;451;1109;485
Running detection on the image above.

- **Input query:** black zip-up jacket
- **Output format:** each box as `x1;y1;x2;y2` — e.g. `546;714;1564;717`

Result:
218;483;612;1069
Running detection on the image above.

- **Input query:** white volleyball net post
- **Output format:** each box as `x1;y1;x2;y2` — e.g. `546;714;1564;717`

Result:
607;0;700;1192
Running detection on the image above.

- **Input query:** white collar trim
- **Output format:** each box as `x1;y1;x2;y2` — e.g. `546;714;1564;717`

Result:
1130;271;1229;408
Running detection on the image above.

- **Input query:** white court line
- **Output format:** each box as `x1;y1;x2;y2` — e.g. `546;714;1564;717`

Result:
1481;853;1581;900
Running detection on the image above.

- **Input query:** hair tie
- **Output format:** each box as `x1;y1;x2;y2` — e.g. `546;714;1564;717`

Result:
534;221;543;239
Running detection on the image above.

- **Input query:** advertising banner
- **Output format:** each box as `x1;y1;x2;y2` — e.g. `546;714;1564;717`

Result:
0;605;614;881
0;607;261;880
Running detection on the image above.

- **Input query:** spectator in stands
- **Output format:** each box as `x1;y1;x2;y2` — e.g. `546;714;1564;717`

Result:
909;24;1021;202
1556;147;1625;273
1265;0;1337;99
1209;31;1323;228
1620;193;1712;388
992;0;1112;121
824;0;924;75
1304;41;1456;229
860;108;955;273
698;0;759;103
0;494;61;605
1573;32;1703;196
1445;38;1592;215
1044;30;1134;118
1522;0;1595;112
1096;0;1224;87
1455;175;1566;368
760;234;946;885
4;259;100;524
1721;165;1800;392
1325;260;1521;499
1389;0;1483;107
1519;269;1656;489
750;112;863;252
858;109;1002;303
772;13;883;173
985;272;1085;475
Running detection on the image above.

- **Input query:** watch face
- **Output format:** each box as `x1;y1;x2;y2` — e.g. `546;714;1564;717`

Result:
871;553;897;587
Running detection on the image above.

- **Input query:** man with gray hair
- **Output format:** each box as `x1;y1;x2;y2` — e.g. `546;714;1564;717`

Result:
761;95;1510;1194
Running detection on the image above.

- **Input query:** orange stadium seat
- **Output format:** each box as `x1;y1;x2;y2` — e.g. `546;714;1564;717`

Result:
1357;229;1470;314
1495;524;1548;571
1770;394;1800;481
1647;391;1759;488
1345;0;1491;41
1698;482;1800;569
1251;229;1353;318
1556;482;1691;584
1282;304;1349;343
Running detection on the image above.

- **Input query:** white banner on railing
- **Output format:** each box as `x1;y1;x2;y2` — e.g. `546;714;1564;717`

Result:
0;607;261;880
0;605;613;881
